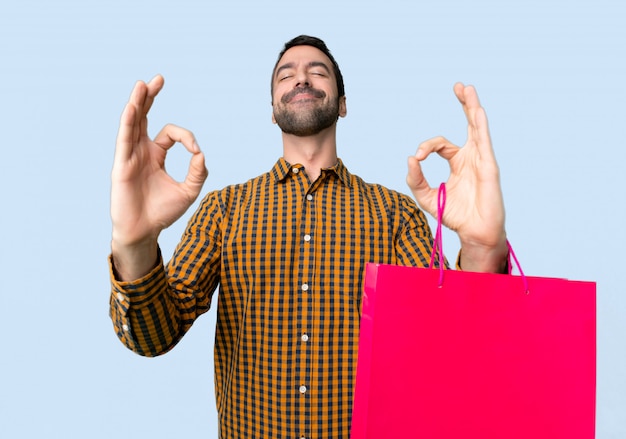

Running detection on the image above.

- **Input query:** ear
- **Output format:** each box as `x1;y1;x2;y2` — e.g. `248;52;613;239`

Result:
338;95;347;118
271;107;277;124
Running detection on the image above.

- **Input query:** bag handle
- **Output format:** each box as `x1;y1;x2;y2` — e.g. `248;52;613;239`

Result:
428;183;447;286
428;183;529;294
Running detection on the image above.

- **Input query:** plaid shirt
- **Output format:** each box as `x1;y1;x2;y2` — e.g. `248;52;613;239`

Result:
110;158;434;438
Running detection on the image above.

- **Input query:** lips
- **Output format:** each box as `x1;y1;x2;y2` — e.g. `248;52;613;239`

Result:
282;87;326;104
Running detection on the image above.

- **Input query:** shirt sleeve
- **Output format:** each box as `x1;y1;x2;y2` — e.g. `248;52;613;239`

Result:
109;251;173;356
108;192;222;357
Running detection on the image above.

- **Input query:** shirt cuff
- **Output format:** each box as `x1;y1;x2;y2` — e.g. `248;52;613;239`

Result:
108;248;166;308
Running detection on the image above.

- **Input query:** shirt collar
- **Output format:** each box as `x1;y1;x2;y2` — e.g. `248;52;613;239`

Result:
270;157;353;188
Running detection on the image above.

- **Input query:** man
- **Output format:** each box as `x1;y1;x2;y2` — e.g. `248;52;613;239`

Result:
109;35;508;438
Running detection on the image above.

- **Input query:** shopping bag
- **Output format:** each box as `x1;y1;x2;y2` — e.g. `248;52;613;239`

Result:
351;184;596;439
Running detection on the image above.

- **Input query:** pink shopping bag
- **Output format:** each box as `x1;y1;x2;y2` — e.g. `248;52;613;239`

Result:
351;185;596;439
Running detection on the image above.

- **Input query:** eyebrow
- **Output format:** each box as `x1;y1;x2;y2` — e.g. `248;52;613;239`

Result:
275;61;331;78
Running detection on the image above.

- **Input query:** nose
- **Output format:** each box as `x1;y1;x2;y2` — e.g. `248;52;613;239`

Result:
295;69;311;88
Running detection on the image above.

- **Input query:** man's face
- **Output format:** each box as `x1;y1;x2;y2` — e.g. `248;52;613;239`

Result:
271;45;346;136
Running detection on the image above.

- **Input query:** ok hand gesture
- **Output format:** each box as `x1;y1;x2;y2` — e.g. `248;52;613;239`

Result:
406;83;507;272
110;75;208;279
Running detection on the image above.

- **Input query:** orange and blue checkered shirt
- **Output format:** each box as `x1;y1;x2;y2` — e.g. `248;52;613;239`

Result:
110;158;435;439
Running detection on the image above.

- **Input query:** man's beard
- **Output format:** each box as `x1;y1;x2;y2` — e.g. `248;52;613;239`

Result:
273;87;340;137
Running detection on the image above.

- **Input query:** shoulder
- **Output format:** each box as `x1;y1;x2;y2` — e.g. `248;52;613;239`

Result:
350;172;417;209
347;171;429;229
199;169;273;208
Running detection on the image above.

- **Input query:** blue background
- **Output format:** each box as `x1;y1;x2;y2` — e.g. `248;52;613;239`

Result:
1;1;624;437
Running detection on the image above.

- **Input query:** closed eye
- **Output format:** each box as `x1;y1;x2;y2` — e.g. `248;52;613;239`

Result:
275;61;332;82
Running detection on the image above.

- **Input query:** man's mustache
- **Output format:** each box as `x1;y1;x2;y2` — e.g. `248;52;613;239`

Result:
281;87;326;104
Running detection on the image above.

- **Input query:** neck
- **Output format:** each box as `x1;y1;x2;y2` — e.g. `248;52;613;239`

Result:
281;124;338;181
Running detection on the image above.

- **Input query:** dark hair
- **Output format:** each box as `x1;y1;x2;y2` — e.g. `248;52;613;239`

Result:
271;35;345;98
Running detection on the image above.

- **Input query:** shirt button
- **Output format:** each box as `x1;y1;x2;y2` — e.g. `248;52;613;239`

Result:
292;167;300;174
299;385;307;394
306;194;313;201
122;324;129;332
303;234;311;242
116;293;124;302
301;333;309;342
301;283;309;292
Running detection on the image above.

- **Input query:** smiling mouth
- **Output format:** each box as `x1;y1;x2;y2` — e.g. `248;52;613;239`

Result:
282;87;325;104
290;93;317;102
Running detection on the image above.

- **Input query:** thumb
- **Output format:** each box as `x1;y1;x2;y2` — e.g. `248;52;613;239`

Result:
406;156;435;214
406;156;429;195
184;151;208;196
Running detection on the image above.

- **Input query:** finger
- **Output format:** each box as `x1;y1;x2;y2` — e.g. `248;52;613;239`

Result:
460;89;496;163
454;83;482;133
114;85;143;164
454;82;480;113
183;151;209;197
128;80;148;136
472;106;497;162
455;83;496;161
415;136;461;162
134;76;164;142
153;124;200;153
140;75;165;121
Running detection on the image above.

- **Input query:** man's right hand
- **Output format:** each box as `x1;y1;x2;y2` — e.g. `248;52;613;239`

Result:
110;75;208;280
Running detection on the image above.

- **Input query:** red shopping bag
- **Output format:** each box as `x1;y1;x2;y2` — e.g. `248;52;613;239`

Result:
351;185;596;439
